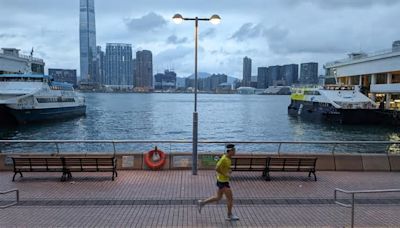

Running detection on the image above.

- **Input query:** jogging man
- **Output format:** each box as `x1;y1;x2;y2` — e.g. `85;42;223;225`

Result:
197;144;239;221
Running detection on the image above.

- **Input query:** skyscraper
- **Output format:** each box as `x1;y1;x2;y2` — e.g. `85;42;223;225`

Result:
281;64;298;86
257;67;268;89
134;50;153;90
267;65;281;86
96;46;105;85
242;56;252;87
105;43;133;85
79;0;97;82
300;62;318;84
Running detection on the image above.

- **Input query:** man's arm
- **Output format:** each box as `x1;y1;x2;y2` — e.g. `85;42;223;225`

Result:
216;161;228;176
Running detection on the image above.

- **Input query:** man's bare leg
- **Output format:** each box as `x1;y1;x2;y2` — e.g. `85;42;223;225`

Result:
203;189;223;204
223;188;233;216
198;189;223;213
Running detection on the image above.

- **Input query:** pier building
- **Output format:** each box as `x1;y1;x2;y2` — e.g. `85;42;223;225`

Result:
0;48;45;74
48;69;78;87
324;41;400;110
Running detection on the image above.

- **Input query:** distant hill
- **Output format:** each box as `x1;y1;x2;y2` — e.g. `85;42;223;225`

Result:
186;72;238;83
186;72;211;79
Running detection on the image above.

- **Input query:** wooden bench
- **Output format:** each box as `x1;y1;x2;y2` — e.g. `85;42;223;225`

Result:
11;156;66;181
11;155;117;181
230;156;317;181
231;155;269;174
63;156;117;181
265;157;317;181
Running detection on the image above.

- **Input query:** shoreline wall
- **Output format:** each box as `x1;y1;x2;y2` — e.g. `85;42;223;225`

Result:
1;153;400;172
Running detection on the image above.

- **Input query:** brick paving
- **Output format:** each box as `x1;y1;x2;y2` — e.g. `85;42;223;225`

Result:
0;170;400;227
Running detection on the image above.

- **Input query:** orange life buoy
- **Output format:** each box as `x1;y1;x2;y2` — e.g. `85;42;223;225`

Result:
144;147;166;170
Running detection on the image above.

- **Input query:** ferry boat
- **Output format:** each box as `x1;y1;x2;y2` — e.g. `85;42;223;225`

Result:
0;74;86;124
288;85;382;124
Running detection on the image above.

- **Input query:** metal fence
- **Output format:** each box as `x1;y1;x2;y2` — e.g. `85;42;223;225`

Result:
0;140;399;155
334;188;400;228
0;189;19;209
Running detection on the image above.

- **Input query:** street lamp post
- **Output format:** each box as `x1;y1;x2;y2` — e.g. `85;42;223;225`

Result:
173;14;221;175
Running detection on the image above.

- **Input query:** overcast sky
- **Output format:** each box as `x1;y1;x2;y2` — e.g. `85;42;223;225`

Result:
1;0;399;78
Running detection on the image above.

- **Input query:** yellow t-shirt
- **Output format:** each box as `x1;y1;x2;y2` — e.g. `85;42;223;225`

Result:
216;155;231;182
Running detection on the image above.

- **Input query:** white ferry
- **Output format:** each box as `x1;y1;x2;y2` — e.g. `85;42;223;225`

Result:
288;85;382;124
0;74;86;124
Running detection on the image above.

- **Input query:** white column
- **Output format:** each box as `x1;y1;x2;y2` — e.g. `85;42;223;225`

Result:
387;73;392;84
371;74;376;101
359;75;362;86
386;94;392;109
386;73;392;109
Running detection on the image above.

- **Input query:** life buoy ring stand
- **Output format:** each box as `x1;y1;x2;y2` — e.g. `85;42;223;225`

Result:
144;146;166;170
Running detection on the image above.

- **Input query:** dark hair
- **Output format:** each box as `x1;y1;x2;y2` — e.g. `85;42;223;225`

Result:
226;144;235;152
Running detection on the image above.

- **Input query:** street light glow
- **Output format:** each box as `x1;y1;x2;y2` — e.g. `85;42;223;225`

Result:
210;15;221;25
172;14;183;24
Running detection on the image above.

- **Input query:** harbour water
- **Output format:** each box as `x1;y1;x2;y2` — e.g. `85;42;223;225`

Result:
0;93;399;154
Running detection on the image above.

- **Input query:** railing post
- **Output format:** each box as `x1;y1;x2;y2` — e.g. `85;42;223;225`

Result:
351;193;355;228
112;142;116;156
55;142;60;155
331;144;336;155
277;143;282;156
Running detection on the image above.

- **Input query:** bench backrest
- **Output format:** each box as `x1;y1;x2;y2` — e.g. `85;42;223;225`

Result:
63;156;116;171
12;157;64;171
268;157;317;171
231;156;269;171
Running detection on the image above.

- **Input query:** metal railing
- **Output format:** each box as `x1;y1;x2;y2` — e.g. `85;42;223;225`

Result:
0;189;19;209
0;140;399;155
334;188;400;228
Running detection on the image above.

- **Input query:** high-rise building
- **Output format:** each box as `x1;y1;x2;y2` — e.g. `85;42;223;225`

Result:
105;43;133;85
48;69;77;86
393;40;400;51
79;0;97;82
134;50;153;90
257;67;268;89
154;70;177;90
281;64;298;86
300;62;318;84
242;56;252;87
210;74;227;91
267;65;281;86
96;46;105;85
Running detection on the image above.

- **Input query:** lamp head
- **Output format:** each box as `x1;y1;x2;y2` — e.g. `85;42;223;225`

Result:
210;14;221;25
172;14;184;24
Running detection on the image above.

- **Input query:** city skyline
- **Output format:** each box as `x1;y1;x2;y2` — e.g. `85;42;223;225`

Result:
1;0;400;78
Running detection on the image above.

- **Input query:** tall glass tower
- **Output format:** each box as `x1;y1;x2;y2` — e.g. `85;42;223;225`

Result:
79;0;97;82
243;56;252;87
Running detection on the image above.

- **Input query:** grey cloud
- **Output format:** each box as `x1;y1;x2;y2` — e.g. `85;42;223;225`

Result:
155;46;192;61
230;23;264;41
0;33;18;39
263;26;289;42
124;12;167;32
166;35;188;44
280;0;399;9
314;0;398;9
199;28;216;40
264;25;354;55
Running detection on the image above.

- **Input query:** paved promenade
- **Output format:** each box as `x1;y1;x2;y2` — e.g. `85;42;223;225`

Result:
1;170;400;227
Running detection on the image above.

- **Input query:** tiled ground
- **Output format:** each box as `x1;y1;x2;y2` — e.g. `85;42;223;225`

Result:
1;170;400;227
